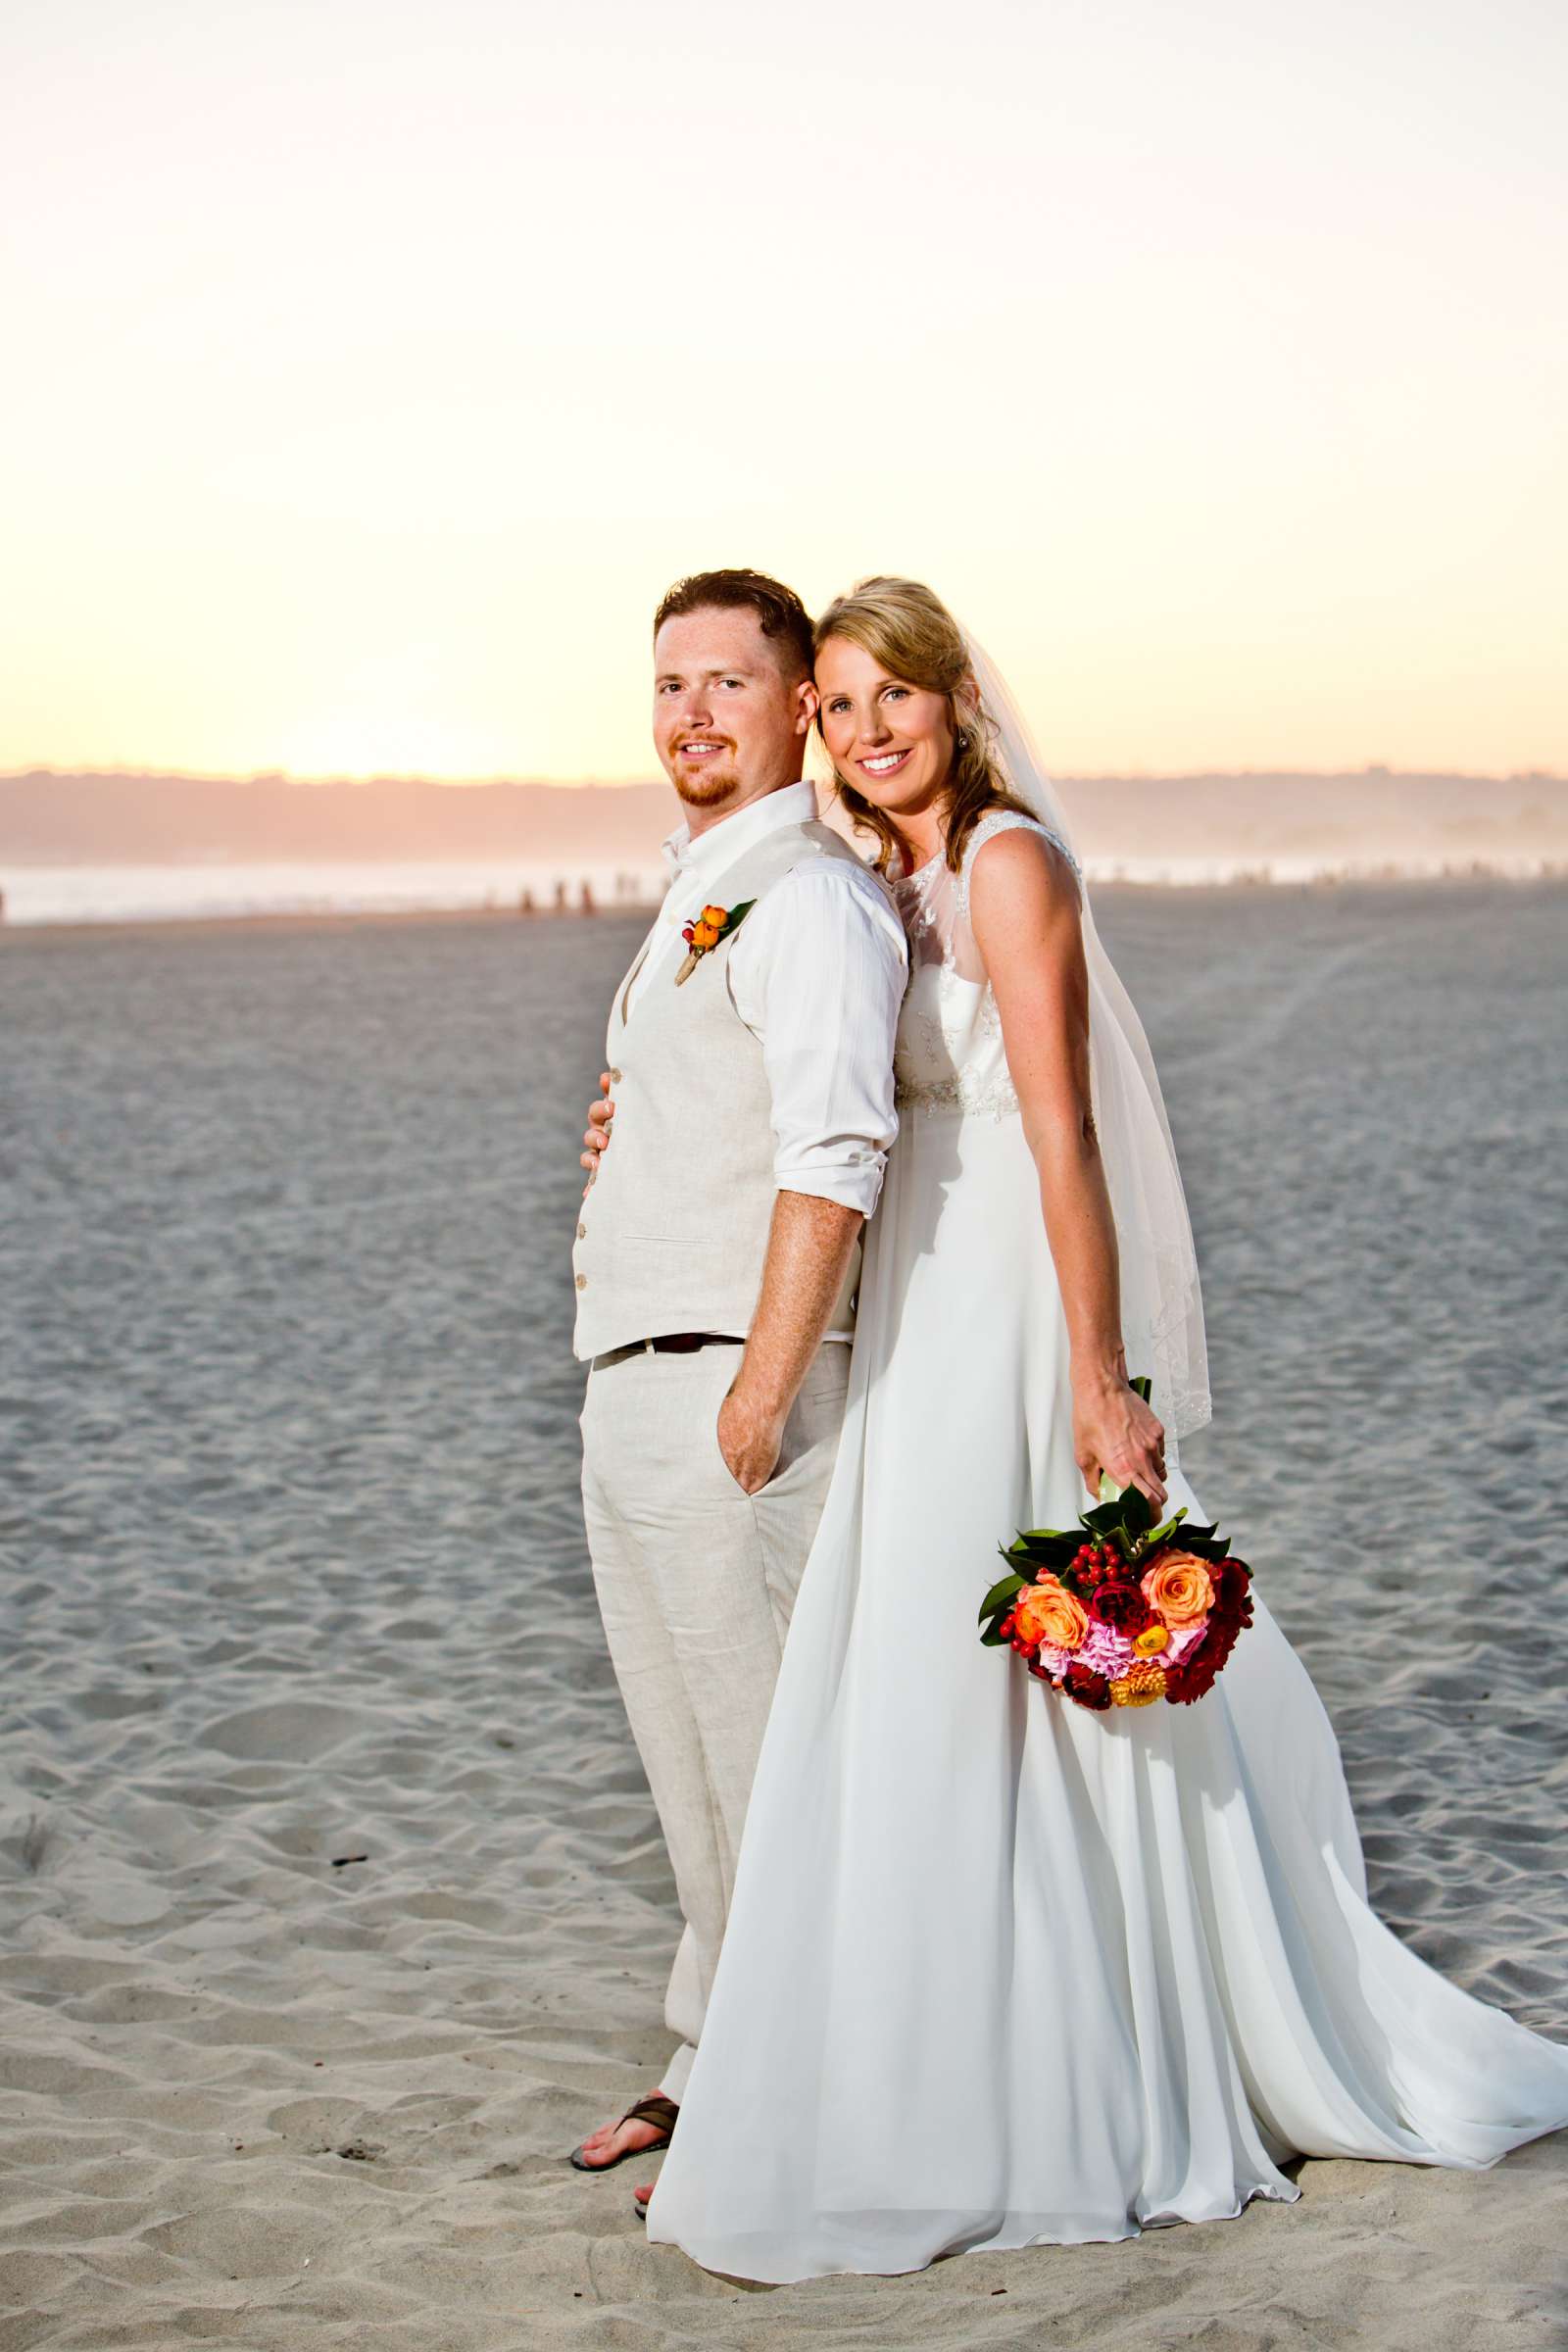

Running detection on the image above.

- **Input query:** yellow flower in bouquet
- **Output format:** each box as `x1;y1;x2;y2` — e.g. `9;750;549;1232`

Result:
1111;1660;1169;1707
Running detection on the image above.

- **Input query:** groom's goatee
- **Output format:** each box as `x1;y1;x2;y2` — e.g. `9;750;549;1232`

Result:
674;759;742;807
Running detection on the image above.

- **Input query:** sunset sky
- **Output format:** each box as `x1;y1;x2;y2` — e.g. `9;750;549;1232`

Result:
3;0;1564;782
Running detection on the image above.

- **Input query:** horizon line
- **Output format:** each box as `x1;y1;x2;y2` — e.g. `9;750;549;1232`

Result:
6;762;1567;791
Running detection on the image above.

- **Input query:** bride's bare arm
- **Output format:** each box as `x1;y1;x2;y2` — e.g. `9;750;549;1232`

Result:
967;830;1167;1508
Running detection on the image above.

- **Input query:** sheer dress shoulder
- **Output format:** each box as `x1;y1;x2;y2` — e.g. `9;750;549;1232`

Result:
890;811;1082;1121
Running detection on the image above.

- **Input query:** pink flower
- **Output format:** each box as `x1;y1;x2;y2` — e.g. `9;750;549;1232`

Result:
1078;1620;1136;1679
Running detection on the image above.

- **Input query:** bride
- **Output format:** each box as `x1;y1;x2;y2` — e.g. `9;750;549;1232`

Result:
641;577;1568;2281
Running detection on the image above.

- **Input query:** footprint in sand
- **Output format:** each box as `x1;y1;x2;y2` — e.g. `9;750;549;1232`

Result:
200;1700;380;1761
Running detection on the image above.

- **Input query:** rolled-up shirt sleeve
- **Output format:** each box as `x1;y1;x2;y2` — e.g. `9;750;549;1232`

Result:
728;859;906;1218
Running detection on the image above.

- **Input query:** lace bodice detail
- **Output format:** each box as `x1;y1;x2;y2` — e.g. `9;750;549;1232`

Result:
890;811;1082;1120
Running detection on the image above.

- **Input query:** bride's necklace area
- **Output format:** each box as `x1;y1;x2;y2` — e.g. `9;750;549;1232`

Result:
898;848;944;883
889;830;961;982
891;823;949;889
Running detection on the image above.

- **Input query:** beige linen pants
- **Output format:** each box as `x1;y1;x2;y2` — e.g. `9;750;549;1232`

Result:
580;1338;849;2100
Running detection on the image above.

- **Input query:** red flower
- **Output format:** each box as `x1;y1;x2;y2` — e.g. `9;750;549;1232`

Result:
1062;1663;1112;1710
1089;1580;1152;1635
1211;1559;1253;1625
1165;1614;1244;1704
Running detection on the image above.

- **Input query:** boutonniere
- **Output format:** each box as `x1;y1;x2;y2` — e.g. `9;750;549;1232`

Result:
675;899;757;986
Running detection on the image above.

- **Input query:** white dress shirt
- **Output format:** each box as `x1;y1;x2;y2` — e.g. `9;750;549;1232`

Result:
623;783;906;1317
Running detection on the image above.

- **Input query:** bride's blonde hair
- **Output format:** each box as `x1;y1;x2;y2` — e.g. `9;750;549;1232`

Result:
812;576;1033;873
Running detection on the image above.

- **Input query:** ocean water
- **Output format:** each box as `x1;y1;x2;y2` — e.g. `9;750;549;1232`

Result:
2;847;1559;925
0;858;662;926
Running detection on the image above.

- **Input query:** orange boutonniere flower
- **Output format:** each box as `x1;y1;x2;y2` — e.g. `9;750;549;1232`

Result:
675;898;757;986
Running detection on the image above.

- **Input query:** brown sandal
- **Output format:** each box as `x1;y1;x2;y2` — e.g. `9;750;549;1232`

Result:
568;2092;679;2173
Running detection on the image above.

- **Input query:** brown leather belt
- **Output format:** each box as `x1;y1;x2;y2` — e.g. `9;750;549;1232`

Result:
643;1332;744;1354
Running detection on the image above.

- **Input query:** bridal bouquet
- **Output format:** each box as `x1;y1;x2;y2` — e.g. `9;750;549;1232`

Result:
978;1384;1254;1711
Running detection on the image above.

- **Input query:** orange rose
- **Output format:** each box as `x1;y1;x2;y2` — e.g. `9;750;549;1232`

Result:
700;904;728;928
1140;1550;1214;1628
692;921;720;950
1012;1575;1090;1655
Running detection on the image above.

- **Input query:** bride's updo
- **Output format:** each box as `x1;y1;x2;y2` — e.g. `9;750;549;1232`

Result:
812;576;1033;873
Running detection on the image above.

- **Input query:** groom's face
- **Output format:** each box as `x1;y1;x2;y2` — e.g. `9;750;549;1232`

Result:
653;606;816;826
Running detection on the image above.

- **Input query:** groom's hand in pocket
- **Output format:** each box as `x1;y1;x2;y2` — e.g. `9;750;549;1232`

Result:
716;1388;784;1495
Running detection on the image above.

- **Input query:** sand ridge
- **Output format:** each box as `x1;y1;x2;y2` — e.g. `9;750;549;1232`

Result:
1;886;1565;2347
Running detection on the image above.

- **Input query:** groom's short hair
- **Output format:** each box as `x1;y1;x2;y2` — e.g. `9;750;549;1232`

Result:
653;569;814;681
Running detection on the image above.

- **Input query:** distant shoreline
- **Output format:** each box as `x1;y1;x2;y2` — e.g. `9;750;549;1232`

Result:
5;768;1565;877
4;864;1565;947
0;902;601;947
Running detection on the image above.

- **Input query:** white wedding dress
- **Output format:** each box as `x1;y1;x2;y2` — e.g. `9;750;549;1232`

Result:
645;811;1568;2283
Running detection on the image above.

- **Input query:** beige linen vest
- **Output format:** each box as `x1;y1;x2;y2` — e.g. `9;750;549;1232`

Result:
571;817;870;1361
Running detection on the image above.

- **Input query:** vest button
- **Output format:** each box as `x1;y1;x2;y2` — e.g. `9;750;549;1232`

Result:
610;1067;623;1083
576;1222;587;1240
575;1272;588;1290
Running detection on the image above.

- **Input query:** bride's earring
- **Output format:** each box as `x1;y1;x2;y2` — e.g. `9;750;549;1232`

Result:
956;729;969;751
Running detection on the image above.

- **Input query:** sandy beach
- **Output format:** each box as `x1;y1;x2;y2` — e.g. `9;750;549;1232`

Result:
2;879;1565;2350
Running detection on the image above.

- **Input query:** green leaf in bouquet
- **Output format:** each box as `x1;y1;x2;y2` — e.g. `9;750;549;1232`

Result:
1005;1539;1079;1574
1129;1375;1152;1402
1143;1509;1190;1549
1013;1527;1072;1546
1119;1488;1153;1537
978;1571;1027;1624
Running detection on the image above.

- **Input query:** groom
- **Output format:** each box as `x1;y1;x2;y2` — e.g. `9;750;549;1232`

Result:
569;569;906;2180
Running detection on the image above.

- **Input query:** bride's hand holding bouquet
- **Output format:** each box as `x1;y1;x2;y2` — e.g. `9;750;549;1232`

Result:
1072;1354;1168;1512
